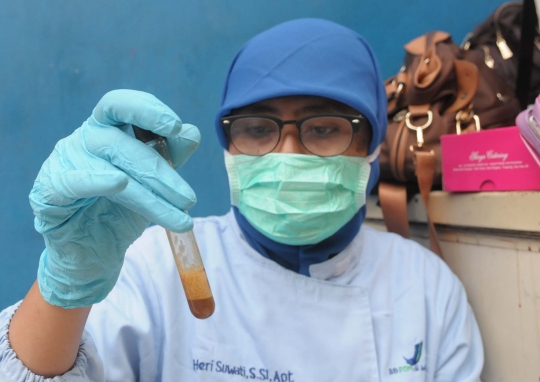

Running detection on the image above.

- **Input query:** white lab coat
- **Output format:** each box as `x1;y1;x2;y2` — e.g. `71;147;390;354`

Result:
0;211;483;381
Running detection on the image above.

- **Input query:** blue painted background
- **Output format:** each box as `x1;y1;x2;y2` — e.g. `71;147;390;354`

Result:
0;0;507;309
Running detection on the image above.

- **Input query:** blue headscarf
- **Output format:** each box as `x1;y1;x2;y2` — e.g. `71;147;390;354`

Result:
215;18;387;276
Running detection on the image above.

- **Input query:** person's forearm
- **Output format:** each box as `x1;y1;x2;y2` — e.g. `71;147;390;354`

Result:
8;281;91;378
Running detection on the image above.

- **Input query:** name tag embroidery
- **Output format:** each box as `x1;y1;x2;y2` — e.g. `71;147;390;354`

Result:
193;359;295;381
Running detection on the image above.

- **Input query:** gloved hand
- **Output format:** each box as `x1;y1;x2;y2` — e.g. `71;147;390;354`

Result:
30;89;200;309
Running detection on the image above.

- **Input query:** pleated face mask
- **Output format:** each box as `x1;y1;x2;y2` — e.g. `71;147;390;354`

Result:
224;149;379;245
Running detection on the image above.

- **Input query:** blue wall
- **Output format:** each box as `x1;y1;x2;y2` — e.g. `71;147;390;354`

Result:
0;0;507;309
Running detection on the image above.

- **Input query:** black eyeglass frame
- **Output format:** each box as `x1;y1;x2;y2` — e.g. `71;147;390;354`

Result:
220;113;369;157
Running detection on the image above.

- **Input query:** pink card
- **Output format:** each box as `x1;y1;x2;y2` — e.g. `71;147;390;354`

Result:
441;127;540;192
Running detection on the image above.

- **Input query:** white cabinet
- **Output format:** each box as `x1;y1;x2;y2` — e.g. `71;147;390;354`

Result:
366;192;540;382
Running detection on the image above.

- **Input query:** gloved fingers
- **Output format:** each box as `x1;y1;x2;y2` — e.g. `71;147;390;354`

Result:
52;170;129;199
92;89;182;137
167;123;201;169
108;177;194;232
83;124;197;211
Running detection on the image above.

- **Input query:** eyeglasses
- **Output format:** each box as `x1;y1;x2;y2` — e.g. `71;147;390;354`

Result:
220;114;368;156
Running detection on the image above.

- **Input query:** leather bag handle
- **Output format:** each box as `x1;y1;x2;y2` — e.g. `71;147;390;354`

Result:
378;182;410;238
414;150;443;258
446;59;479;113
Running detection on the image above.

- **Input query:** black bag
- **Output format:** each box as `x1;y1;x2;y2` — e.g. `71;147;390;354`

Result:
464;1;540;106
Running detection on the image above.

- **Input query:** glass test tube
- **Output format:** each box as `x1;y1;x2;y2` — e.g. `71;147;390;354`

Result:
133;126;215;319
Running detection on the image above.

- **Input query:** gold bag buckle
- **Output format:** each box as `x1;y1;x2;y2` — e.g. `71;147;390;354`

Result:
405;110;433;148
455;109;481;135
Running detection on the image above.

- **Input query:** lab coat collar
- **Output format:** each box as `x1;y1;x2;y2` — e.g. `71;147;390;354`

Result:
226;210;364;281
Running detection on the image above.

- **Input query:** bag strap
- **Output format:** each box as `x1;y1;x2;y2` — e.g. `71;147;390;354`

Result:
407;61;477;259
516;0;538;108
414;150;444;258
378;184;443;258
379;57;479;259
379;182;410;238
379;153;444;259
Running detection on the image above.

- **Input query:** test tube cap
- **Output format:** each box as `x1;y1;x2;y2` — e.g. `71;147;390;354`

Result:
132;125;162;143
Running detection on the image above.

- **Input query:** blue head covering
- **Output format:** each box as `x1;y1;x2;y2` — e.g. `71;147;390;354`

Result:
216;18;387;275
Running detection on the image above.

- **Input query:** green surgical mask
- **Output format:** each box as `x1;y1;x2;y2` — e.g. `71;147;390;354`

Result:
224;149;378;246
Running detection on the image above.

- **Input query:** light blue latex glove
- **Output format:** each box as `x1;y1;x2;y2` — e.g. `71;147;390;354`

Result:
30;89;200;309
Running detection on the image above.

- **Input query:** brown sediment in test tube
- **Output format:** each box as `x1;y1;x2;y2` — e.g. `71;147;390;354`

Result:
179;266;215;319
188;297;215;319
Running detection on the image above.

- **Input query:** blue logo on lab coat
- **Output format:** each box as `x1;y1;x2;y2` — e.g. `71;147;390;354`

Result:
388;341;426;376
403;342;423;366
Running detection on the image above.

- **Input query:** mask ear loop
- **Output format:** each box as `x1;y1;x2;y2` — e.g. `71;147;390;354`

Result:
366;144;381;163
352;144;381;209
223;149;242;206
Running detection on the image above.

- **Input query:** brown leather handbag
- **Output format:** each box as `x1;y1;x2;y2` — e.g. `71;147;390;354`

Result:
378;31;521;257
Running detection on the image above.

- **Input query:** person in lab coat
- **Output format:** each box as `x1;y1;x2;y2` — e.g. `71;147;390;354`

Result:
0;19;484;381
